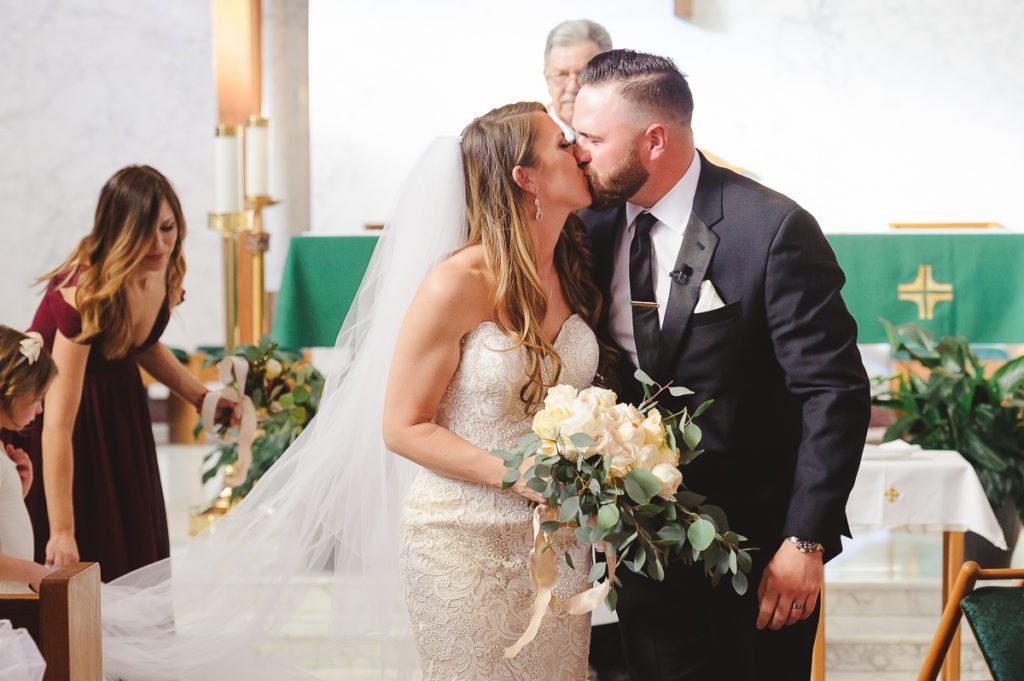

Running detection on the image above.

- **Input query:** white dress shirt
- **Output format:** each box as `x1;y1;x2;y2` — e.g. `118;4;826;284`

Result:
609;152;702;368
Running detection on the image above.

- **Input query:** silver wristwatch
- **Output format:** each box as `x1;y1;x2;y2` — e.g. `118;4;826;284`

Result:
787;536;823;554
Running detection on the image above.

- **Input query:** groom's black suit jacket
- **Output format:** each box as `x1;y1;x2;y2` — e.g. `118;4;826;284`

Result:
583;153;870;561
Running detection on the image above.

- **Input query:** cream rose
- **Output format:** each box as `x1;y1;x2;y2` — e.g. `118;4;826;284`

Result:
265;358;283;380
651;463;683;501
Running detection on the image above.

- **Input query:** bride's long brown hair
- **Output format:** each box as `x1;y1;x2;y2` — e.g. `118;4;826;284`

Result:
41;165;187;359
460;102;616;413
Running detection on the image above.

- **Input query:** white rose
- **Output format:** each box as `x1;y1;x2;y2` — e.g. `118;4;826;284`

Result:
609;445;638;478
265;358;283;380
543;384;578;410
635;443;663;470
579;386;618;409
651;463;683;501
532;404;572;440
615;421;645;450
603;404;631;428
639;410;666;447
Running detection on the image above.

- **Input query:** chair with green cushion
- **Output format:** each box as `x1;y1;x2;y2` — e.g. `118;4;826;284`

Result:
918;561;1024;681
960;585;1024;681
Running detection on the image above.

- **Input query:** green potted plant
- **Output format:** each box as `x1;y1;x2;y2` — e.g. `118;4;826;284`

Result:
198;335;325;502
873;320;1024;567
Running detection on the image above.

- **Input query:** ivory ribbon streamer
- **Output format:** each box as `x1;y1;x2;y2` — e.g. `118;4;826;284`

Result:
201;356;258;486
504;505;618;658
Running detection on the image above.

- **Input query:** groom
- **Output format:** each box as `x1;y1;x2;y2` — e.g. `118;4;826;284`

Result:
573;50;870;680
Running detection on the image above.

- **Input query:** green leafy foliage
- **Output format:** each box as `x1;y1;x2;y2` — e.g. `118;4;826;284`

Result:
200;335;325;501
873;320;1024;520
493;375;754;610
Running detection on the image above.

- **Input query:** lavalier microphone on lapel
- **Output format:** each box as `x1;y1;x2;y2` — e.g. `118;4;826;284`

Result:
669;265;694;285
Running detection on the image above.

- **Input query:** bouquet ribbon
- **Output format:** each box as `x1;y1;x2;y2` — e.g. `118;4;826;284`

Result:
201;356;258;486
504;505;618;658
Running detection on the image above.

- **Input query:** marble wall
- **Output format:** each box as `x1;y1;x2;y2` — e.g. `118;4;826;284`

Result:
308;0;1024;234
0;0;219;347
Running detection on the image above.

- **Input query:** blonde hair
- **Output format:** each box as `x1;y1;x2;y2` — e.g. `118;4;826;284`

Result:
0;326;58;420
42;165;186;359
460;102;615;412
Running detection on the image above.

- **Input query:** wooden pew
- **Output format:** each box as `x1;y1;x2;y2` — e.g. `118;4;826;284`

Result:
0;562;102;681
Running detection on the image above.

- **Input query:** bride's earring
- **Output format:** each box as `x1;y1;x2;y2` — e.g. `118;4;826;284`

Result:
534;191;543;221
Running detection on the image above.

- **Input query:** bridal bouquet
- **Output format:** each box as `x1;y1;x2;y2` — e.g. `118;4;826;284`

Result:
495;371;753;613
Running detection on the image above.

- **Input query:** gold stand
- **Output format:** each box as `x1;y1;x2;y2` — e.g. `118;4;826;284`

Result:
811;580;826;680
209;211;254;351
244;195;278;342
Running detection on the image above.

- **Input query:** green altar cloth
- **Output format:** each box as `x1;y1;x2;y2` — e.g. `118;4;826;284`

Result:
273;232;1024;347
828;232;1024;343
272;235;379;348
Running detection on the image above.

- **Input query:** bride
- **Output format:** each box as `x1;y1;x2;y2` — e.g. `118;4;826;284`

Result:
101;101;612;681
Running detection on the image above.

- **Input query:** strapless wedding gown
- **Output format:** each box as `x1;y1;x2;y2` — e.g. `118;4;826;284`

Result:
400;314;599;680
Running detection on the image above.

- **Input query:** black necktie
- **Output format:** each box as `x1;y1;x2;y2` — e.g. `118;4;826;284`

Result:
630;212;660;372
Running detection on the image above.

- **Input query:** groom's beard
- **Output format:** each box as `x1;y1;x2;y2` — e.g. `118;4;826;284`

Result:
584;142;650;211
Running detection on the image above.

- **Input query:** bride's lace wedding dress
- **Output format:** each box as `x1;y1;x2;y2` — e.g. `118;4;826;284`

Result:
400;314;599;680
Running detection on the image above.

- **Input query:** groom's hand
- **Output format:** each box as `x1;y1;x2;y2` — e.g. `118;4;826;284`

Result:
756;540;823;630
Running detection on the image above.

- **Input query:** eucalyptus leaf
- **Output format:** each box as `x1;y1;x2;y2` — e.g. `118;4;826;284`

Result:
605;587;618;611
682;422;702;451
517;432;542;450
588;562;607;584
501;468;520;490
691;399;714;420
570;433;596;449
698;504;729;532
687;518;716;551
626;468;663;501
668;385;694;397
564;552;575;571
646;556;665;581
558;496;581;523
656;524;686;544
597;503;621;529
634;368;655;386
732;571;748;595
291;385;309;405
540;520;561;533
676;491;707;508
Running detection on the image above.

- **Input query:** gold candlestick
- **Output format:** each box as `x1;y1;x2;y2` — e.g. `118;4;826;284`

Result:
209;210;254;351
244;195;279;342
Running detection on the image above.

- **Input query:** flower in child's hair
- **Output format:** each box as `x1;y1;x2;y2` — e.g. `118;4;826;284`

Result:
651;463;683;501
265;358;283;380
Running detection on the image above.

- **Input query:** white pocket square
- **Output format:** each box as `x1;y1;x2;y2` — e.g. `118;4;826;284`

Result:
693;280;725;314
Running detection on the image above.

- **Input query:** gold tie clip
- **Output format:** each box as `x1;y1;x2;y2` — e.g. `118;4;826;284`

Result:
630;301;659;309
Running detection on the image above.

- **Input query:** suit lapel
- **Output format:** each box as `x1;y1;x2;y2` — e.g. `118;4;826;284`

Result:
654;154;725;375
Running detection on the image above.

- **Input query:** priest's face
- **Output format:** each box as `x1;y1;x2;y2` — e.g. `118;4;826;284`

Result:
545;40;603;126
572;84;650;210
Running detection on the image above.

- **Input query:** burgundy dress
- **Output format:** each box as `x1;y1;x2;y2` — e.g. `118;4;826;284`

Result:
4;280;171;582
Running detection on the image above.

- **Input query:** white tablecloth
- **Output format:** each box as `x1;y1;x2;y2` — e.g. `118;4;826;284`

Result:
848;446;1006;549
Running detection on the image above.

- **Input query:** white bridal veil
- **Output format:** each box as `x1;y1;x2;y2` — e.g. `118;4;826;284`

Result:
102;138;467;680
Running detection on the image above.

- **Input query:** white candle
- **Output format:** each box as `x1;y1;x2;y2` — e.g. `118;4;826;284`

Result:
214;125;243;213
245;115;269;198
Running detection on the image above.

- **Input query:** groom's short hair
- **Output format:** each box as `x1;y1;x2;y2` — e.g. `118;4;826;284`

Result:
578;49;694;127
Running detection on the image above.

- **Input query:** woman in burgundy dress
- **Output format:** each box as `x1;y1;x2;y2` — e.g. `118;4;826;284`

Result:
8;166;230;582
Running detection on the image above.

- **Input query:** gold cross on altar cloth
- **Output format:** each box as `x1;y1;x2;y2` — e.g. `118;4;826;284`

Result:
897;265;954;320
884;487;900;503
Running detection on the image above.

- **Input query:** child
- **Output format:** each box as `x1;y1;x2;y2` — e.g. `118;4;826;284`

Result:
0;326;58;593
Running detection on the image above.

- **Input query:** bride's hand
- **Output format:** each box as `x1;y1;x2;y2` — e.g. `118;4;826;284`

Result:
509;455;547;505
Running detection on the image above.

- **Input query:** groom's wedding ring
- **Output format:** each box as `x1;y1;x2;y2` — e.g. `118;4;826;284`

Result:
790;602;804;610
630;300;659;309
